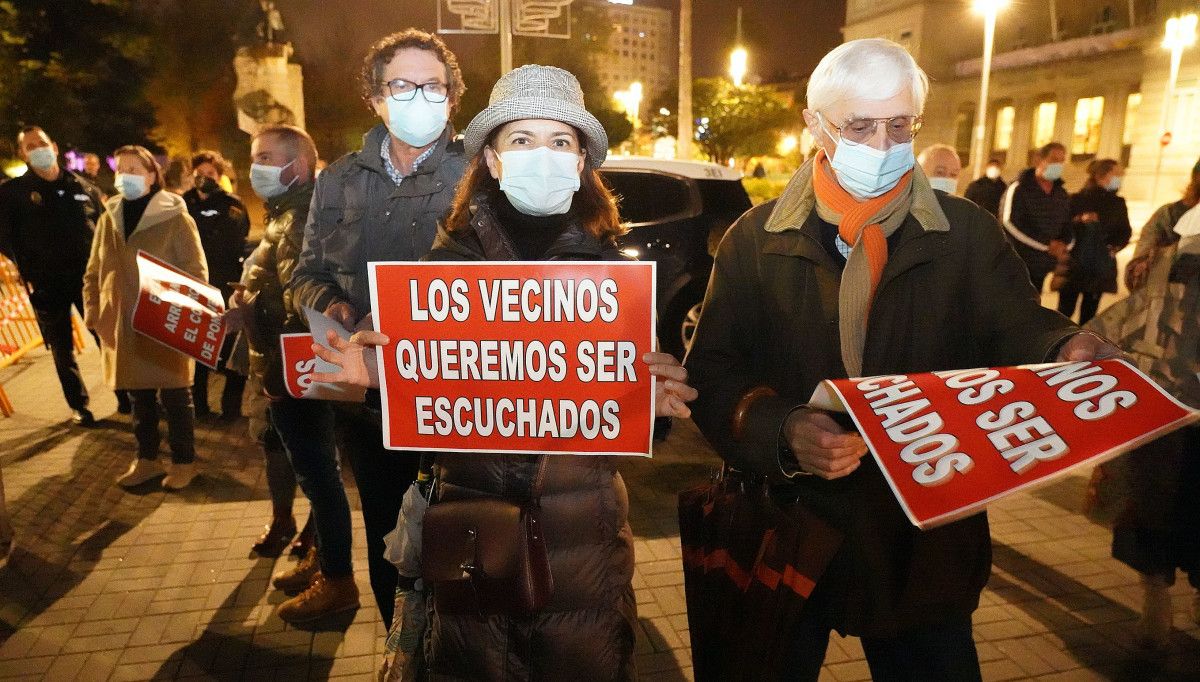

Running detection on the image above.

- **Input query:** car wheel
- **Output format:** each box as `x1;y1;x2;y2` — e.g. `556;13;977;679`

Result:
659;289;705;360
680;301;702;355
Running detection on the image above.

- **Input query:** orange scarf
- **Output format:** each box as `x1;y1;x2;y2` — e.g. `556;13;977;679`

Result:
812;148;914;304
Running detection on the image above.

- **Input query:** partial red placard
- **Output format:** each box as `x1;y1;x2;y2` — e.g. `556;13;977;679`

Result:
369;261;657;457
131;250;227;370
279;332;368;402
811;359;1200;529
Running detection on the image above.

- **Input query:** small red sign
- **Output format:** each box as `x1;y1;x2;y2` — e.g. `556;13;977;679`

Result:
131;250;227;370
810;359;1200;529
278;332;367;402
369;262;657;457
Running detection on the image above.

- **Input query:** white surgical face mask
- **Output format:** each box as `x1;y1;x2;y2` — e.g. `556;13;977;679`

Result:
929;176;958;194
985;165;1002;180
250;159;296;200
497;147;582;217
115;173;148;200
384;93;449;148
819;114;914;199
28;146;56;171
1105;176;1122;192
1042;162;1064;181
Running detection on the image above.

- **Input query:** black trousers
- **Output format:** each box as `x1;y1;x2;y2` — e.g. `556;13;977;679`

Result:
783;612;982;682
32;295;89;411
1056;284;1102;324
129;387;196;463
332;399;419;626
193;336;246;416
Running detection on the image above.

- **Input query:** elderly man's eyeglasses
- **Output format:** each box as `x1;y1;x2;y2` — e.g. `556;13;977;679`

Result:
818;112;923;145
382;79;450;103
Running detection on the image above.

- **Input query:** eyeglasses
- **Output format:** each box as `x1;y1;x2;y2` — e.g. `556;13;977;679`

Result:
381;79;450;103
818;111;923;145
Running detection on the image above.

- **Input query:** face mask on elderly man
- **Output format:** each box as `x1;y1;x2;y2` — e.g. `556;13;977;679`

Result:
817;112;915;199
495;146;582;217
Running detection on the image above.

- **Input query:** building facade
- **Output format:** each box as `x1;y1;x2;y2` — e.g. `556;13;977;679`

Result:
586;0;676;105
843;0;1200;209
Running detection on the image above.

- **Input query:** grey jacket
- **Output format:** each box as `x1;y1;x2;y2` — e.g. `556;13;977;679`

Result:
289;124;467;319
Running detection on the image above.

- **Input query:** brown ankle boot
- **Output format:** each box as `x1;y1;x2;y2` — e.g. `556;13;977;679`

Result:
272;545;319;594
277;573;359;623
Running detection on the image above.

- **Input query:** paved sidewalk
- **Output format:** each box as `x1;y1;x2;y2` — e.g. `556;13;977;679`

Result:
1;345;1198;681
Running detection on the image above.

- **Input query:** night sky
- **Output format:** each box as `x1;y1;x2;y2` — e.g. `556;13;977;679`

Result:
277;0;846;85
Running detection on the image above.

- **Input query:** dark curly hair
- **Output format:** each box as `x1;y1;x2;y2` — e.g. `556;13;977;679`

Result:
359;29;466;113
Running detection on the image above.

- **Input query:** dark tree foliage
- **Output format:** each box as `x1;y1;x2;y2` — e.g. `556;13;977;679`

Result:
0;0;159;158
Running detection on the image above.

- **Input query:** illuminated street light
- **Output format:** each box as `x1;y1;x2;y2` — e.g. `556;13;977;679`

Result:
613;81;644;128
778;134;798;156
1151;13;1198;204
969;0;1010;180
729;46;748;88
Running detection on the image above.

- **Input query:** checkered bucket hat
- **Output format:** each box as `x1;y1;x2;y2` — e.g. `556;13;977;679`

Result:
464;64;609;167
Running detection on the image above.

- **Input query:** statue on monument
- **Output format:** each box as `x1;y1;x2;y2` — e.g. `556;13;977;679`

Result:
256;0;287;45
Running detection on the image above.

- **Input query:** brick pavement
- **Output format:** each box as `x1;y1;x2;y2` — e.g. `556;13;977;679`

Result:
1;345;1199;681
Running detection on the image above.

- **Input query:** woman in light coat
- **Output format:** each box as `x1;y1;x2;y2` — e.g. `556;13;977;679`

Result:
83;145;208;491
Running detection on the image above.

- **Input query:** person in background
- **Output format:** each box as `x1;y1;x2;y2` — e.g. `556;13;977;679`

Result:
289;28;468;627
1057;159;1131;324
1000;142;1072;292
83;146;207;490
964;157;1007;217
917;142;961;195
684;39;1118;680
81;152;116;198
230;124;356;622
0;126;105;425
184;150;250;421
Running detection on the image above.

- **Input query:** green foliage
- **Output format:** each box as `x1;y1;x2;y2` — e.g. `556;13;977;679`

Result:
693;78;796;165
0;0;159;156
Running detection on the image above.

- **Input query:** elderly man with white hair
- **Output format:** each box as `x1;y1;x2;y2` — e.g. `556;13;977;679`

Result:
686;38;1119;680
918;142;962;195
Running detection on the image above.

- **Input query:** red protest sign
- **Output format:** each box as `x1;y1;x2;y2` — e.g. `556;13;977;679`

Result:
811;359;1200;529
279;332;368;402
369;262;657;457
131;250;227;370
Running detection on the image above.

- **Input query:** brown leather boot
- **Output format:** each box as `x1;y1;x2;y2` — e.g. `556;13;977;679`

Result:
276;573;359;624
271;545;319;594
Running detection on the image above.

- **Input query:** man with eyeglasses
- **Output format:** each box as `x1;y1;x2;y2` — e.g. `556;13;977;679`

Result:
686;39;1118;680
289;29;467;627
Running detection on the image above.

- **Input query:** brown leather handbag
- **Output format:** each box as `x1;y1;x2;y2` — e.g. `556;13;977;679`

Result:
422;458;553;616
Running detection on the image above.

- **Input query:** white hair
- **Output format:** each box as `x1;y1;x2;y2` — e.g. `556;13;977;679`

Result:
917;143;959;167
806;39;930;114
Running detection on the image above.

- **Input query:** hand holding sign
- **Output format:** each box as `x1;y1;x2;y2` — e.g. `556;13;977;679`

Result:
783;408;869;480
310;328;387;389
645;352;698;419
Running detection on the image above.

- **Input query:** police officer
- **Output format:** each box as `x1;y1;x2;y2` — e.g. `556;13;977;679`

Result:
0;126;104;425
183;150;250;420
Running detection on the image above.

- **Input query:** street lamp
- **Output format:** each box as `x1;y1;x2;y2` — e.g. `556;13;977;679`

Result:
729;47;748;88
1151;13;1198;206
969;0;1009;180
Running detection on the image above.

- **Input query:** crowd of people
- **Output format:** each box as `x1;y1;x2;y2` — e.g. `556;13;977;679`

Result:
0;28;1197;681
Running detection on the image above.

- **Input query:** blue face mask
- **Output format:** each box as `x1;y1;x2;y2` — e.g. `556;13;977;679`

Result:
115;173;148;201
1042;163;1064;181
928;176;958;194
384;93;449;148
1105;176;1122;192
818;113;914;199
250;159;296;200
27;146;56;171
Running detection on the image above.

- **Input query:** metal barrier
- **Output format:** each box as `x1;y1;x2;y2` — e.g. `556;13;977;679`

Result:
0;254;86;417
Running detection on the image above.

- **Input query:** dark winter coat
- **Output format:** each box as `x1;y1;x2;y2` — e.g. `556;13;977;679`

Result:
0;169;104;307
183;187;250;303
242;182;313;398
1063;185;1132;294
419;196;637;681
289;125;466;320
964;175;1007;217
1000;167;1072;277
685;190;1078;638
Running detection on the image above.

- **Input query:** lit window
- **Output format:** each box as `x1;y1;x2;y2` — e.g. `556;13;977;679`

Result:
1032;101;1057;149
1122;92;1141;147
1071;96;1104;156
993;105;1015;151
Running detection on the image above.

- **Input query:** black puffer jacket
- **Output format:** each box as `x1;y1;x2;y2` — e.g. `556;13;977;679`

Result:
1000;167;1071;275
419;195;637;681
183;187;250;303
242;182;313;397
